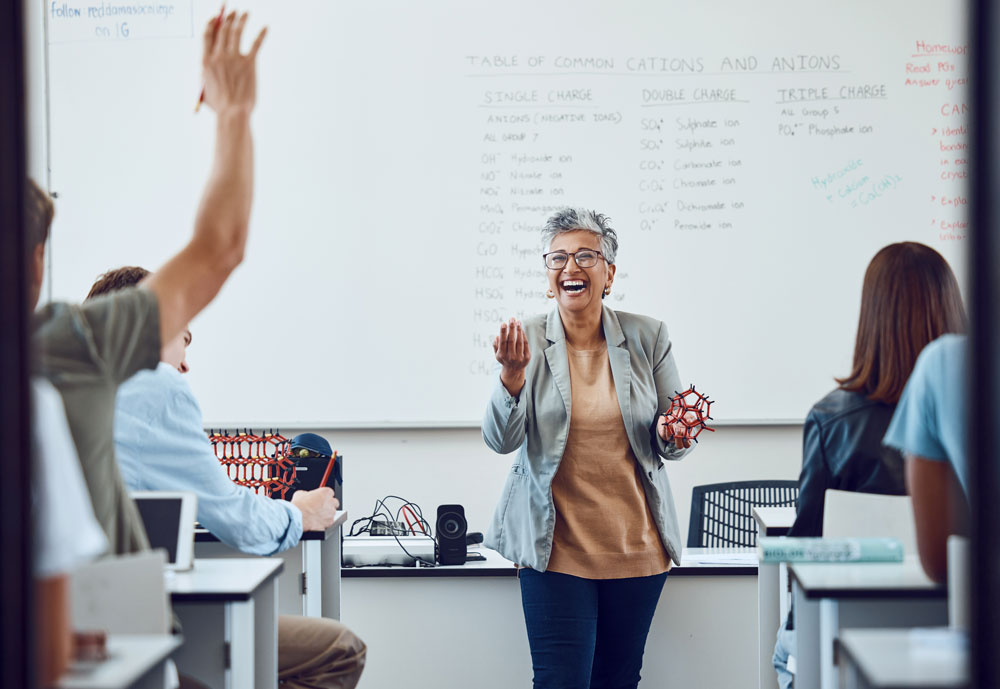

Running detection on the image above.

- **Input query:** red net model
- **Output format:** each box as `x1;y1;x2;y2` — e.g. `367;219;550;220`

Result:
662;385;716;443
209;429;297;498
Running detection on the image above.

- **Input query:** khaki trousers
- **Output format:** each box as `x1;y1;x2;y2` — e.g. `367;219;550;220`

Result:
277;615;366;689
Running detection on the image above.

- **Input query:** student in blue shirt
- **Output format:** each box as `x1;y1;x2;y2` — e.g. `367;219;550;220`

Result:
883;334;969;583
88;267;367;689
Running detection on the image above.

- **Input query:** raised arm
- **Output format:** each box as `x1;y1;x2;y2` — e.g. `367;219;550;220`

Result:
141;11;267;345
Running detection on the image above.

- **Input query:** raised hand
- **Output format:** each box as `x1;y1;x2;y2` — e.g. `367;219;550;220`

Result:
201;10;267;114
493;318;530;397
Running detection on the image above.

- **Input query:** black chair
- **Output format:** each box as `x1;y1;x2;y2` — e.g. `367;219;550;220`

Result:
687;480;799;548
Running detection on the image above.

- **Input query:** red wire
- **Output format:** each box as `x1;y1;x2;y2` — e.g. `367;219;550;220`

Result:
400;505;424;534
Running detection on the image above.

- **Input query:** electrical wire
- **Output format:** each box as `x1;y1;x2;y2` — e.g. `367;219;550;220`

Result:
346;495;437;567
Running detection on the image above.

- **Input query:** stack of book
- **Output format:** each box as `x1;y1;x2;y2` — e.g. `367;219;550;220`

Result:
757;537;904;563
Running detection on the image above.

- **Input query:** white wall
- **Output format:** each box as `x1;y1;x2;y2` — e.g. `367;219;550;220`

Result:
295;424;804;541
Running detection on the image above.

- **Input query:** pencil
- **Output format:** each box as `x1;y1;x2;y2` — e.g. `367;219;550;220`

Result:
320;451;339;488
195;5;226;113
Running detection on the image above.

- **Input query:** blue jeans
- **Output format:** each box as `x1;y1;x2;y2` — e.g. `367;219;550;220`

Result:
519;568;668;689
773;610;796;689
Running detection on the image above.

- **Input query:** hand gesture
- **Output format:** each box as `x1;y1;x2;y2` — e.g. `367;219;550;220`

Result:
202;10;267;115
657;410;699;450
493;318;530;397
291;487;339;532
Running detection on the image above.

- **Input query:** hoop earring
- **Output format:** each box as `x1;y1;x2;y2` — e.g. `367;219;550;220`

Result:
546;289;555;299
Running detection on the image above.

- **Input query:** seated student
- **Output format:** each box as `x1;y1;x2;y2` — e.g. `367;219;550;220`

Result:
773;242;967;689
32;377;108;686
89;267;366;688
28;10;267;556
883;334;969;584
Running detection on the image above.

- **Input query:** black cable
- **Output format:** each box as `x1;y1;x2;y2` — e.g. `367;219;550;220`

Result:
347;495;438;566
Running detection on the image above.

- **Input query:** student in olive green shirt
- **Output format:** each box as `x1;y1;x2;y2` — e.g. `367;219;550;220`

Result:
28;10;268;555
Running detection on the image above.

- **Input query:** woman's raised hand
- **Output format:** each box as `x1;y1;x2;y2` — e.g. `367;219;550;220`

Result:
493;318;530;397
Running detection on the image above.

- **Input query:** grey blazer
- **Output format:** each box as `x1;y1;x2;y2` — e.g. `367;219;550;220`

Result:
482;304;692;571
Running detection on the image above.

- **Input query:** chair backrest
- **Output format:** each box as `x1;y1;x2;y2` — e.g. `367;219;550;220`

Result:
687;480;799;548
821;489;917;554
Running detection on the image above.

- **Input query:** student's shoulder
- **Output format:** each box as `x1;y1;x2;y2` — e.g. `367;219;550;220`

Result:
808;388;891;428
910;334;967;389
121;363;201;418
919;333;966;364
36;289;157;331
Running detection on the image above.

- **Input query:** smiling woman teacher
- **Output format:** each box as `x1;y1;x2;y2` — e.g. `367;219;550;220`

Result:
482;208;695;689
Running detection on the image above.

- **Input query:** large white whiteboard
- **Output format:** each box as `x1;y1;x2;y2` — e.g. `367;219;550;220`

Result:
43;0;970;426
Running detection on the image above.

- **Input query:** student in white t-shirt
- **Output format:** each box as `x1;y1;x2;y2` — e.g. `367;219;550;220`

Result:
32;377;107;685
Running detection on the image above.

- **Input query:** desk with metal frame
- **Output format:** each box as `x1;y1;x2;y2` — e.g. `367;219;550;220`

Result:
167;558;283;689
789;557;948;689
57;635;182;689
836;628;967;689
195;510;348;619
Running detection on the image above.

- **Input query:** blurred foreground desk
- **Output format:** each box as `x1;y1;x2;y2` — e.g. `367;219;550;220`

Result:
836;628;968;689
58;635;181;689
167;558;283;689
195;510;348;618
790;557;948;689
342;546;757;689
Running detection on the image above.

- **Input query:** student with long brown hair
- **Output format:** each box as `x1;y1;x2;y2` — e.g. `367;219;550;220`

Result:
773;241;966;689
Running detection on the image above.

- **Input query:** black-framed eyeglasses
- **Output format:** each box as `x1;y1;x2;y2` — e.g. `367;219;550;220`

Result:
542;250;605;270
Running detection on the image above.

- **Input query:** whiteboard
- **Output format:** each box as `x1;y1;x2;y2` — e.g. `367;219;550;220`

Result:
43;0;970;426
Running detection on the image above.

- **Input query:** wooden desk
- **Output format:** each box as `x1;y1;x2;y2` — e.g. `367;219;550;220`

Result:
837;628;968;689
58;635;181;689
167;558;283;689
341;547;758;689
195;509;348;618
752;505;796;689
789;557;948;689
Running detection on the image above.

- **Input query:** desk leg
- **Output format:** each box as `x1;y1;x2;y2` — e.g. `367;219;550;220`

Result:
321;525;342;619
227;599;256;689
758;561;780;689
819;600;838;689
793;582;820;689
172;603;226;689
254;576;278;688
303;540;322;618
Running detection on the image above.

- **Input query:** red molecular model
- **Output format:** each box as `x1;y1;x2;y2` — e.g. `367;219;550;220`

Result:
662;385;715;443
209;429;298;498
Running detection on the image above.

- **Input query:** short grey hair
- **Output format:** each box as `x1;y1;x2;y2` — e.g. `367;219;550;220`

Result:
541;208;619;264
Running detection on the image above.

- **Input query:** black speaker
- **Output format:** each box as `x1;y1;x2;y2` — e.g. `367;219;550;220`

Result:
436;504;467;565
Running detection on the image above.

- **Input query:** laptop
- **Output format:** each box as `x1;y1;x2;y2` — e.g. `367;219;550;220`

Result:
132;491;197;571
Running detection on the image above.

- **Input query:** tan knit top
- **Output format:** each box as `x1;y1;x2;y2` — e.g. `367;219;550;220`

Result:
546;342;671;579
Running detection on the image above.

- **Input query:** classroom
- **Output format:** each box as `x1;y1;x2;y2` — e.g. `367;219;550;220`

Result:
1;0;996;688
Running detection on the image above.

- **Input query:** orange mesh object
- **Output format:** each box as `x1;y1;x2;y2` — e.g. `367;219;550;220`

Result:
662;385;716;443
209;429;297;498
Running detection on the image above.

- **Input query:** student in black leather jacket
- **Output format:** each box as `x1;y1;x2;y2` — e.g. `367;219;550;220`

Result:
773;241;966;689
786;392;906;538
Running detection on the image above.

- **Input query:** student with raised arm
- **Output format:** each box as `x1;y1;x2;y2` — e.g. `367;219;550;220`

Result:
30;10;265;555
